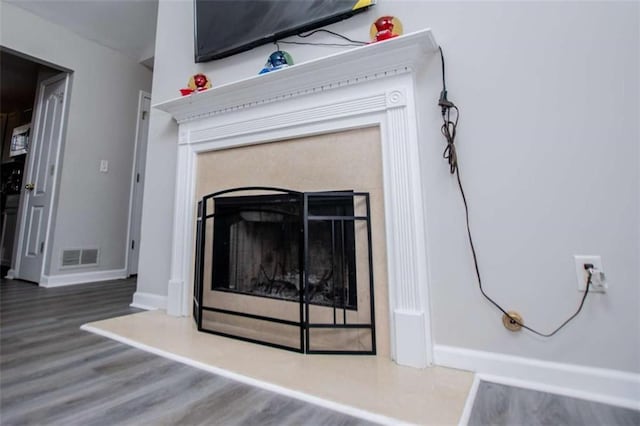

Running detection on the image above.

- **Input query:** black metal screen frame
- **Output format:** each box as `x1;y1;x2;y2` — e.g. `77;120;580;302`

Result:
193;186;376;355
303;191;376;355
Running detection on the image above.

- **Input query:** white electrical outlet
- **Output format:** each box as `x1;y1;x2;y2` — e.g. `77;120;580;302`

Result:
100;160;109;173
574;255;606;293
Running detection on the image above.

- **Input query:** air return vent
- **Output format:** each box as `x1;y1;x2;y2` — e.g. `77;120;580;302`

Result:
61;249;81;267
80;249;98;265
61;248;99;268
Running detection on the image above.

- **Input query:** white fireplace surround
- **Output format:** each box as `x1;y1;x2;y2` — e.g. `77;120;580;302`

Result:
155;29;439;368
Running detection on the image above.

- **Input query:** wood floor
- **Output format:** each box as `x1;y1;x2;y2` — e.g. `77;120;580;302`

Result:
0;278;371;426
2;278;638;425
469;381;640;426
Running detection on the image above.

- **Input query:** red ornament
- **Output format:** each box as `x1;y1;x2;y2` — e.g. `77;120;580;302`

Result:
180;73;212;96
193;74;209;90
375;17;395;41
370;16;404;43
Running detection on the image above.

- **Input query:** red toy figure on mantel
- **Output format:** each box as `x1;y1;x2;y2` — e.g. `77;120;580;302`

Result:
180;73;212;96
370;16;404;43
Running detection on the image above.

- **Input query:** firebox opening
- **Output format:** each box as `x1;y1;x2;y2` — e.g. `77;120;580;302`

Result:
211;192;358;310
195;186;376;354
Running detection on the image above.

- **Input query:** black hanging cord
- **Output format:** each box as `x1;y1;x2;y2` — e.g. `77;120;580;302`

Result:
438;47;458;175
277;29;368;48
297;29;367;45
279;41;366;47
438;46;591;337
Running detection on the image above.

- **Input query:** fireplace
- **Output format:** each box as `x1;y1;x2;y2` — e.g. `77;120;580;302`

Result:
194;187;376;354
155;30;438;368
211;190;358;309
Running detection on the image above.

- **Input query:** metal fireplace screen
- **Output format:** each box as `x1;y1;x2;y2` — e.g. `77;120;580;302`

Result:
193;187;376;354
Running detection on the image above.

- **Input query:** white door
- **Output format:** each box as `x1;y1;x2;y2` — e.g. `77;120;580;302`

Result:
127;92;151;276
17;73;69;283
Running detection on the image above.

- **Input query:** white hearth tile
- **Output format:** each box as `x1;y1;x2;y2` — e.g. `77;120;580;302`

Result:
84;310;473;425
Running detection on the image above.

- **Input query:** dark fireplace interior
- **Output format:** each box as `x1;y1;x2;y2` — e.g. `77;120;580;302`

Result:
212;193;357;309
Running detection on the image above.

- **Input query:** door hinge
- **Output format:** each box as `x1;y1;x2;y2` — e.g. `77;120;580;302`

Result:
136;173;140;183
141;110;148;120
40;241;45;253
50;164;55;176
131;240;135;250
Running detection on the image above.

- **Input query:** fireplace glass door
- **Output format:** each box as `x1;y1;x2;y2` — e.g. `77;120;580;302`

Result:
193;187;375;354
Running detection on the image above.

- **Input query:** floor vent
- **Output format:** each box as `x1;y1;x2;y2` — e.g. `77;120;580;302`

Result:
61;248;99;268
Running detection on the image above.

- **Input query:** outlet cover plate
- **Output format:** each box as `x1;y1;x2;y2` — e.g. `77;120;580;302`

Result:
574;255;604;292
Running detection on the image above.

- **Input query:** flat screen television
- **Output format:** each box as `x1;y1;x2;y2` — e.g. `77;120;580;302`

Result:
194;0;375;63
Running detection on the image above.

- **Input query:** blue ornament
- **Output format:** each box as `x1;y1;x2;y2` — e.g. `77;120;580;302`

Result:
259;51;294;74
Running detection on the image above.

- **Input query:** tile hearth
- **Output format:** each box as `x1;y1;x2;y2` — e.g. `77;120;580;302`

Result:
82;310;473;425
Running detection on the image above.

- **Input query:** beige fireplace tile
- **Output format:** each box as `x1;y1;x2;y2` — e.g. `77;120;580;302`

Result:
84;310;473;425
194;127;391;359
195;127;385;196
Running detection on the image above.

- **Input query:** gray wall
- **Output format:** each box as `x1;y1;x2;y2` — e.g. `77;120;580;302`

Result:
1;1;153;275
139;0;639;374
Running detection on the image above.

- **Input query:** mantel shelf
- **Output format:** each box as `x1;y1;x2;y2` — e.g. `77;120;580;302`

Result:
153;29;437;124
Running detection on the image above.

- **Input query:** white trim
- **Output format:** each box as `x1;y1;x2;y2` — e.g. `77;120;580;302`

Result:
154;30;437;124
155;29;440;368
80;324;407;426
40;268;127;287
131;291;166;310
434;345;640;410
125;90;151;277
458;375;481;426
5;268;17;279
167;278;183;316
393;310;428;368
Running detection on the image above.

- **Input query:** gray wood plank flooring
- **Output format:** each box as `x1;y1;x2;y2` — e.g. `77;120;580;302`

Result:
4;278;636;425
0;278;373;426
468;381;640;426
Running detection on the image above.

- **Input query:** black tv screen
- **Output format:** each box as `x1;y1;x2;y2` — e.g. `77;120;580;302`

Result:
194;0;375;63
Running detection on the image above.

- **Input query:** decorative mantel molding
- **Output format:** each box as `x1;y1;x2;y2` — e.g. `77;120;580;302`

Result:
155;29;439;369
154;30;437;123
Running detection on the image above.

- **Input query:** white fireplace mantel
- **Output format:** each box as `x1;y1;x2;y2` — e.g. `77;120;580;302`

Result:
155;29;439;368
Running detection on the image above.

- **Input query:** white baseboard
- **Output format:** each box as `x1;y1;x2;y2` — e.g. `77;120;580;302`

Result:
131;291;167;310
434;345;640;411
40;269;128;287
5;268;16;279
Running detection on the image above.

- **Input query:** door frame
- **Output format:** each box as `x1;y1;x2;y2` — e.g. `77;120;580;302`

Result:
9;72;72;283
125;90;151;276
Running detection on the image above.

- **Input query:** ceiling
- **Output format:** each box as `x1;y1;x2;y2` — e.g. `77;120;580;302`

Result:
6;0;158;65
